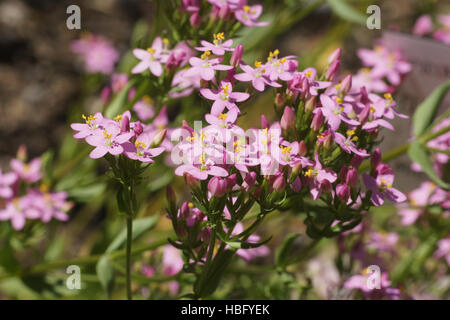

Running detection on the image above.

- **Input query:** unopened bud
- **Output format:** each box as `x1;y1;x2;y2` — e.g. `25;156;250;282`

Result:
243;171;257;191
151;129;167;148
273;175;286;192
339;75;352;96
275;93;286;109
208;177;227;197
190;13;201;28
261;115;270;129
311;109;324;131
298;140;308;157
336;183;350;202
184;173;199;189
371;148;382;169
305;96;316;113
346;167;359;187
281;106;295;132
328;48;341;65
325;60;340;81
120;115;130;133
16;145;27;162
230;44;244;68
133;121;144;138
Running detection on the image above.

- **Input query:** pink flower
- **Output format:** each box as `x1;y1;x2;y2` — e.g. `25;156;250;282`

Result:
232;223;270;263
319;94;360;131
234;4;269;27
0;170;17;199
0;197;39;230
363;164;406;206
367;231;398;252
333;130;370;157
123;132;165;163
71;112;108;139
71;34;119;74
85;122;133;159
133;96;155;121
174;155;228;180
185;51;233;81
413;15;433;36
234;62;281;91
344;270;401;300
200;81;249;115
132;37;165;76
434;237;450;266
28;189;72;223
303;152;337;200
196;33;234;56
10;157;42;183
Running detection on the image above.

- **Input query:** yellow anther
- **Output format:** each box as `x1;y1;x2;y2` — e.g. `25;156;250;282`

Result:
305;70;313;77
103;129;112;140
243;5;251;12
280;58;287;64
162;38;169;45
201;50;211;60
335;97;343;104
254;60;262;68
352;136;359;142
147;48;156;54
114;114;123;121
82;114;97;125
218;113;227;121
370;104;376;113
304;167;315;178
199;153;206;165
188;202;194;208
135;140;146;149
221;83;230;93
213;32;225;41
362;67;371;74
335;83;341;90
280;146;292;154
346;130;355;137
39;184;49;193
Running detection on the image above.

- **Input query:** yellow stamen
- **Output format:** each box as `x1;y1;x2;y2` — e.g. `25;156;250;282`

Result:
305;70;313;78
114;114;123;121
143;95;154;105
254;60;262;68
213;32;225;41
188;202;194;208
147;48;156;54
201;50;211;60
335;97;343;104
218;113;227;121
135;141;146;149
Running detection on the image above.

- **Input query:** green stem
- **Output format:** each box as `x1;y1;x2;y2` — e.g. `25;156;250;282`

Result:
126;215;133;300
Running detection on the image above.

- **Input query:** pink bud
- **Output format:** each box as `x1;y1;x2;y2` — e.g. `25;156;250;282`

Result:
305;96;316;113
16;145;27;162
323;132;333;150
261;115;270;129
325;60;340;81
371;148;382;169
340;75;352;96
336;184;350;202
298;140;308;157
350;155;364;168
413;15;432;36
358;104;370;124
190;13;201;28
346;167;359;187
281;106;295;132
243;171;257;191
273;175;286;192
328;48;341;65
311;109;324;131
184;173;199;189
208;177;227;197
120;115;130;133
219;4;231;20
101;86;111;104
166;186;176;206
133;121;144;138
151;129;167;148
339;166;349;182
226;173;237;191
230;44;244;68
287;60;298;72
275;93;286;109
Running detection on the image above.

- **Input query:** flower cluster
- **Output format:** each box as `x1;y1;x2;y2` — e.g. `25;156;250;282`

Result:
413;14;450;44
71;33;120;75
353;42;411;94
181;0;268;28
0;147;72;230
70;110;168;162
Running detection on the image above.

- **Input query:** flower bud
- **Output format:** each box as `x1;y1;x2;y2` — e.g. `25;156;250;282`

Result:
298;140;308;156
336;183;350;202
323;132;333;150
17;145;27;162
273;175;286;192
133;121;144;138
287;60;298;72
184;172;199;189
346;167;359;187
311;109;324;131
275;93;286;109
243;171;257;191
281;106;295;132
339;166;349;182
120;115;130;133
166;185;176;208
325;60;340;81
261;114;270;129
358;104;370;124
208;177;227;197
230;44;244;68
350;155;364;168
339;75;352;96
219;4;231;20
150;129;167;148
190;13;201;28
226;173;237;191
328;48;341;65
371;148;382;169
289;162;303;183
305;96;316;113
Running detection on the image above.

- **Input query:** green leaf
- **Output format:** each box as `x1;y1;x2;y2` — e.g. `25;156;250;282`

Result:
104;79;136;118
96;256;115;295
275;233;300;267
408;141;450;190
106;215;160;253
413;80;450;137
327;0;366;25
